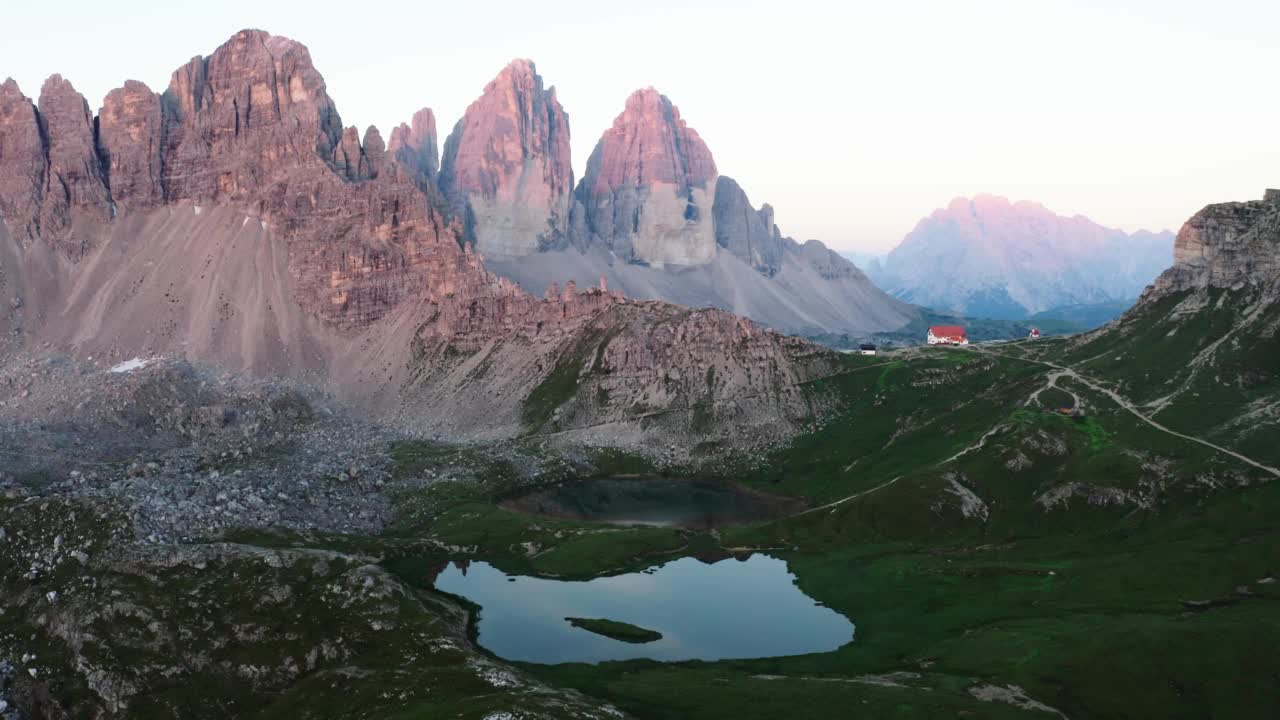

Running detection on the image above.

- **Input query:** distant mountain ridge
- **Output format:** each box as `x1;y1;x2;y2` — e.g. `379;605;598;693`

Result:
866;195;1174;320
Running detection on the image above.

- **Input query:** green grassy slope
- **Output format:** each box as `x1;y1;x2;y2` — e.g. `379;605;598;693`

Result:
9;277;1277;718
518;316;1280;718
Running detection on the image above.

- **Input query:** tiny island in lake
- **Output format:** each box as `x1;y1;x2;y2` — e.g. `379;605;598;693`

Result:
565;617;664;644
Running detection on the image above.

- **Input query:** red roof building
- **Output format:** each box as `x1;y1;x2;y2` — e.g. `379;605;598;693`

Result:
927;325;969;345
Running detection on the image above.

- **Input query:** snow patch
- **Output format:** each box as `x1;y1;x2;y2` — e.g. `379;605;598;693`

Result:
110;357;157;374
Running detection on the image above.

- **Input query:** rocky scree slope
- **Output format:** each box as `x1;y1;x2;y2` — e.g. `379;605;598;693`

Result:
0;29;838;451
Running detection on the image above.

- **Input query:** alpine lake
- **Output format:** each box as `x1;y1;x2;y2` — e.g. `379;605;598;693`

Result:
431;476;855;664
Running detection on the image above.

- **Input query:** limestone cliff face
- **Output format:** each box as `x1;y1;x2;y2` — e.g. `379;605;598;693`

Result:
97;80;165;210
154;30;478;329
160;30;348;201
37;75;113;239
1152;190;1280;294
576;88;718;267
0;78;46;242
0;75;111;255
438;59;573;258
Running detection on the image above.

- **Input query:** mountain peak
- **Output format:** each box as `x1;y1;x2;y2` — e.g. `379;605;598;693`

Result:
942;194;1054;218
587;89;716;196
575;89;718;267
438;56;573;257
498;57;538;78
877;196;1175;318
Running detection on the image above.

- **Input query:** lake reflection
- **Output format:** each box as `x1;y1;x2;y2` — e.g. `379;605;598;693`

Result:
433;554;855;664
500;477;805;529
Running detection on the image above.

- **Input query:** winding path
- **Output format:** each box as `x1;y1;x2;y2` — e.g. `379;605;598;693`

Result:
969;347;1280;479
793;475;905;517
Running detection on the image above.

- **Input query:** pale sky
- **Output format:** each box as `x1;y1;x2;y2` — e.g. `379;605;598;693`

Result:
3;0;1278;251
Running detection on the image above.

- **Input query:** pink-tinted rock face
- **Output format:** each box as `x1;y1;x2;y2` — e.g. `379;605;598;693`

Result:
0;78;46;241
332;126;363;180
576;88;719;267
161;29;345;202
359;126;386;179
97;80;164;210
145;30;487;328
439;59;573;257
0;75;109;253
387;107;438;190
38;75;112;232
587;88;716;194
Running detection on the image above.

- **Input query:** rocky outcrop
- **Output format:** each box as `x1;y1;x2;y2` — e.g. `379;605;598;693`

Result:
330;126;385;181
1152;190;1280;293
576;88;718;267
712;176;785;276
387;107;438;190
97;80;164;210
332;126;363;179
438;59;573;257
359;125;386;179
870;195;1175;318
37;75;112;241
0;76;112;253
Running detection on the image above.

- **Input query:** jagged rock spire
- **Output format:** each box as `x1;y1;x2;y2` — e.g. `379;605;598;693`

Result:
438;58;573;257
576;88;718;267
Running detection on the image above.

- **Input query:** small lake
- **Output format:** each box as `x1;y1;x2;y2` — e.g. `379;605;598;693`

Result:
433;554;855;664
500;477;804;529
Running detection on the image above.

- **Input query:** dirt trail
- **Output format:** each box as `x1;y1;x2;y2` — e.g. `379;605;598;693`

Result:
941;422;1011;465
1025;369;1079;410
790;475;904;518
969;347;1280;479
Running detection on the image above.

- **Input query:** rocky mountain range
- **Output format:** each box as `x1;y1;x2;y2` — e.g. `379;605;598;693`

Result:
0;29;840;453
436;61;914;337
866;195;1174;320
4;175;1276;719
1;24;1277;715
